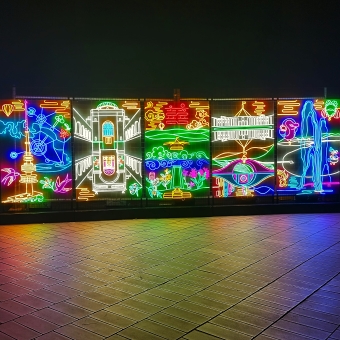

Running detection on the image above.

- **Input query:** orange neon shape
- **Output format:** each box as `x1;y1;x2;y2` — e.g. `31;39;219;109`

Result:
277;100;301;115
2;104;14;117
252;101;266;115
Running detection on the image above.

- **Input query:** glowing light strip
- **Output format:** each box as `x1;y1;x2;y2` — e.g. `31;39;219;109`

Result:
73;108;92;127
189;101;209;109
278;100;301;115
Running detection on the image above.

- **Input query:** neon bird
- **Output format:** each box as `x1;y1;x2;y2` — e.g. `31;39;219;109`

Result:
54;174;72;193
1;168;21;186
279;118;299;141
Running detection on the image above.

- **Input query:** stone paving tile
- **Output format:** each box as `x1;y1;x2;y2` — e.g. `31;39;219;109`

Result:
105;304;149;321
163;306;210;324
29;289;69;303
210;315;263;337
0;308;19;323
0;331;17;340
50;301;93;319
14;294;53;309
134;319;185;339
66;295;107;311
56;324;104;340
0;290;16;302
74;316;121;337
0;283;32;296
183;330;226;339
0;299;36;316
119;325;165;339
1;213;340;339
16;314;59;333
198;322;252;339
149;312;198;332
91;310;135;328
0;320;41;339
330;328;340;339
36;331;71;340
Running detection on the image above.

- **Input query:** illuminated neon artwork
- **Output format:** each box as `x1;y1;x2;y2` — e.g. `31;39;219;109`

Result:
321;100;340;121
279;118;299;141
144;100;210;199
73;100;141;200
211;100;275;197
0;99;72;203
277;99;340;195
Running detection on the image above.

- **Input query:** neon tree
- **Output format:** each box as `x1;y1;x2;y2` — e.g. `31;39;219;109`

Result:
211;100;275;197
144;100;210;199
0;99;72;203
321;100;340;121
277;99;340;195
73;100;142;200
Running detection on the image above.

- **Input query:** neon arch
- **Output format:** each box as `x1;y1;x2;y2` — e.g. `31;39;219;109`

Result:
102;120;114;144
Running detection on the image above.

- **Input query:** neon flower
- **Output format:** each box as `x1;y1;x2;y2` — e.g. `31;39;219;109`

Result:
93;157;99;168
60;129;70;138
159;169;172;189
149;172;156;180
277;169;289;187
40;177;55;190
129;183;142;197
186;167;209;189
55;115;65;124
52;115;65;130
164;168;171;181
182;169;189;176
23;194;44;203
203;167;210;179
40;175;72;193
189;168;198;178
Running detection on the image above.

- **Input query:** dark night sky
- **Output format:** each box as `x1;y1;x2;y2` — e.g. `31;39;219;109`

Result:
1;0;339;99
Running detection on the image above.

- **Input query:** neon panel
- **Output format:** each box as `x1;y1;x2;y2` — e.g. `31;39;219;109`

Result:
211;100;275;197
73;100;142;200
144;100;210;199
277;99;340;195
0;99;72;203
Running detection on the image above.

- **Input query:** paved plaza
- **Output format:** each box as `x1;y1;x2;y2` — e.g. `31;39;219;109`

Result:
0;213;340;339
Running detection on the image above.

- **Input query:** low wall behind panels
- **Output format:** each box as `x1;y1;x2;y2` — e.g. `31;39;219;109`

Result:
0;97;339;218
